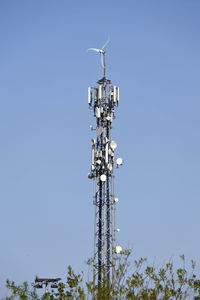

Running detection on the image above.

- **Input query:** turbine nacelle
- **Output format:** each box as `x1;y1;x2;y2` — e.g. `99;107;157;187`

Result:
87;48;105;55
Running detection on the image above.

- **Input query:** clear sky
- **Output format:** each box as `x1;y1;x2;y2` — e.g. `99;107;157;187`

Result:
0;0;200;297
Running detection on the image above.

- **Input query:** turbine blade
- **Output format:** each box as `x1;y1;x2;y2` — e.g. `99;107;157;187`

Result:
101;36;110;50
87;48;101;53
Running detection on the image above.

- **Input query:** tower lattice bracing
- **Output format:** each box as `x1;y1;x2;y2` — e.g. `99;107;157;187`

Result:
88;47;121;288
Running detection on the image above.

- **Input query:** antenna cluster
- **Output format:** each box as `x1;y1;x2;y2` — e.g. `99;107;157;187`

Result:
87;39;123;289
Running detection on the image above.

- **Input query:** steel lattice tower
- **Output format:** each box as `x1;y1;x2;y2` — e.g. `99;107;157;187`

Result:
88;41;122;289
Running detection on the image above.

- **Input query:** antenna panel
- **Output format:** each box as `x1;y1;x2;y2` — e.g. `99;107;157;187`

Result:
88;87;92;105
113;86;116;102
104;137;108;144
108;163;113;171
91;138;96;145
116;87;119;103
98;85;102;100
110;90;114;103
94;88;98;103
105;143;108;164
96;107;101;118
92;148;95;166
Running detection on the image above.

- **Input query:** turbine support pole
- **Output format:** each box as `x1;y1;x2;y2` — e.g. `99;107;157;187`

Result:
103;52;106;78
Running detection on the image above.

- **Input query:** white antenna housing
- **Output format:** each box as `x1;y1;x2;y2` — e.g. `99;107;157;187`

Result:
113;86;116;102
116;157;123;166
96;107;101;118
88;87;92;105
98;85;102;100
115;245;122;254
100;174;107;182
116;87;119;104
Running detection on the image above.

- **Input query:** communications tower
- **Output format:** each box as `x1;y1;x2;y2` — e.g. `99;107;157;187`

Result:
87;39;123;289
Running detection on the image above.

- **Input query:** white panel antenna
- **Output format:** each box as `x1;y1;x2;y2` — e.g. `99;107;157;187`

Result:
96;107;101;118
113;86;116;102
88;87;92;105
116;87;119;104
98;85;102;100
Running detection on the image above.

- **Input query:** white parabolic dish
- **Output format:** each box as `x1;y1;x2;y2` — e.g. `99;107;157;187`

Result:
116;157;123;165
100;174;106;182
115;245;122;254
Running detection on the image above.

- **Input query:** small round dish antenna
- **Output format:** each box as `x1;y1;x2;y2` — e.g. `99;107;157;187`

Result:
114;197;119;203
100;174;106;182
88;172;94;179
116;157;123;165
115;245;122;254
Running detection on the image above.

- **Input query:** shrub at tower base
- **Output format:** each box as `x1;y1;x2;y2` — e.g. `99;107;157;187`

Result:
3;250;200;299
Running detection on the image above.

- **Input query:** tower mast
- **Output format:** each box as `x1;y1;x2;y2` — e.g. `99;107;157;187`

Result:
88;40;122;290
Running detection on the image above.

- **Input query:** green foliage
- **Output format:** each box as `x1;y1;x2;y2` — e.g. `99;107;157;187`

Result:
2;251;200;299
4;280;39;300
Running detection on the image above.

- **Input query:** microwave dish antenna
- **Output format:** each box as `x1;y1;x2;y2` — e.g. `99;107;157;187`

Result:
87;37;110;77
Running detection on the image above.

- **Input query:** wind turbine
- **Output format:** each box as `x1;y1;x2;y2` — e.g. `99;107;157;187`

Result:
87;37;110;77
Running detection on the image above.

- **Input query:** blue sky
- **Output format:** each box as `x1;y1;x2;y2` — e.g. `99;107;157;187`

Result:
0;0;200;296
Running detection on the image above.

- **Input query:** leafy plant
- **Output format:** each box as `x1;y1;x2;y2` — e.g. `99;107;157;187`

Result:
3;251;200;299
